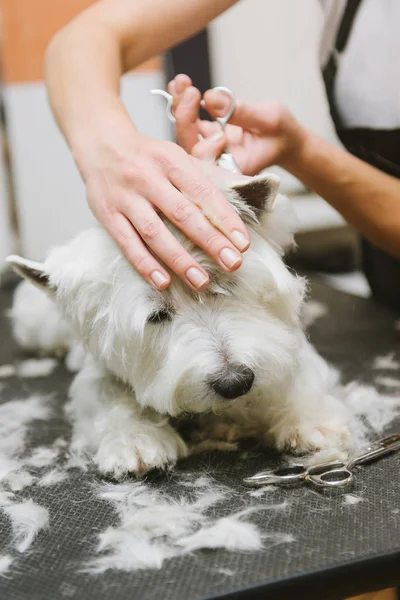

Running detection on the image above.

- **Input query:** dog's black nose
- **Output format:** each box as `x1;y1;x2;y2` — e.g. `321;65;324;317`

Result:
210;364;255;400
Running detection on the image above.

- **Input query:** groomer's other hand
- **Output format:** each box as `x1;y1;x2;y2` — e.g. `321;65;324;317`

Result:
203;88;308;174
80;111;249;292
168;75;308;176
168;74;228;160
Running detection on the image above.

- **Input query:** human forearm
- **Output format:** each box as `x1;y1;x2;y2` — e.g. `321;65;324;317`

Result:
44;0;250;291
45;0;237;163
45;16;128;167
283;132;400;258
199;89;400;258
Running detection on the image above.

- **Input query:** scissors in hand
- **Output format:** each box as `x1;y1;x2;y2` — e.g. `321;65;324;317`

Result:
243;433;400;491
150;86;242;174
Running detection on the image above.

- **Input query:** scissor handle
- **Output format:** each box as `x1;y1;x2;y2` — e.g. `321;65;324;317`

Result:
150;89;176;123
211;86;236;131
307;467;354;489
150;86;236;130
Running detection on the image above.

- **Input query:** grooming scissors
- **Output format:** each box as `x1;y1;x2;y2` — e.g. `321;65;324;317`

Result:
151;86;242;174
243;433;400;491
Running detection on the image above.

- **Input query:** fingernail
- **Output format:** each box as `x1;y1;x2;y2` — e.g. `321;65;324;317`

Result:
151;270;168;288
186;267;208;289
219;248;242;269
182;88;196;105
210;132;224;142
231;230;249;251
212;96;228;111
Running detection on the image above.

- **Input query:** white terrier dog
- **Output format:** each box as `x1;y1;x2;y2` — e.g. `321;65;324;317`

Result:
7;169;350;478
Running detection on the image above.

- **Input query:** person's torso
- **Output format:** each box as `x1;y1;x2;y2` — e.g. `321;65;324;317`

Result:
319;0;400;310
320;0;400;131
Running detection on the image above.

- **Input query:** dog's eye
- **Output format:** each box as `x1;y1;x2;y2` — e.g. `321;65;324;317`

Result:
147;309;174;324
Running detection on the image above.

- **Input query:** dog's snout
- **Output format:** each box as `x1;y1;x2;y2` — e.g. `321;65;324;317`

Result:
209;364;255;400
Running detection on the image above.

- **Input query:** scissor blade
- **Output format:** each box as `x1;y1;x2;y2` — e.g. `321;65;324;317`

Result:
348;431;400;469
379;432;400;449
356;433;400;455
244;464;307;487
217;152;242;174
243;472;280;487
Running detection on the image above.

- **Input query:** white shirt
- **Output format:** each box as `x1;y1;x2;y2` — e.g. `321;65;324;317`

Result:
319;0;400;129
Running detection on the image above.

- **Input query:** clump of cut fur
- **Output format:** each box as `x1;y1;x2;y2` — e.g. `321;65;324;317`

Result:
373;353;400;370
3;500;49;553
84;478;276;573
0;555;13;577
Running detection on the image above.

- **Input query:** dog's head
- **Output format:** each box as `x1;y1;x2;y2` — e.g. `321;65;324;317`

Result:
7;170;305;416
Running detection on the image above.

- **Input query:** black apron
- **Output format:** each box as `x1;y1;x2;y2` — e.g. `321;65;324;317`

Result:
323;0;400;310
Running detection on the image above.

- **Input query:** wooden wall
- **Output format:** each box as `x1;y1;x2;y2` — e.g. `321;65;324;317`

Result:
1;0;160;83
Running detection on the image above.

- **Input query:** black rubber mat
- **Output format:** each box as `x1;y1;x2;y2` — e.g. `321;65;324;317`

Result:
0;275;399;600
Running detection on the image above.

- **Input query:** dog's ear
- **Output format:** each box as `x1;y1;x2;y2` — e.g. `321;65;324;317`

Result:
6;255;53;294
230;173;280;217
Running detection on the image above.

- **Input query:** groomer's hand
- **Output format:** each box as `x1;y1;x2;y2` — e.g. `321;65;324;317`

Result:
79;110;250;292
168;74;308;175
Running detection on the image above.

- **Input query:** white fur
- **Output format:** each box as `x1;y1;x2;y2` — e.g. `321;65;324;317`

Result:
6;169;400;482
17;358;57;378
343;494;363;506
0;491;15;507
9;281;75;356
177;510;264;552
248;486;277;498
302;300;328;328
26;446;59;468
373;352;400;370
0;395;52;484
64;342;86;373
38;468;68;487
0;359;58;379
0;555;13;576
53;437;68;449
6;470;35;492
85;478;269;572
342;382;400;446
0;365;16;378
4;500;49;553
84;477;294;573
6;171;356;479
375;376;400;389
0;390;54;527
8;280;84;371
85;480;221;572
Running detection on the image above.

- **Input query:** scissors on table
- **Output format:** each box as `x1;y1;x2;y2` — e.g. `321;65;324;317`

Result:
150;86;242;174
243;433;400;491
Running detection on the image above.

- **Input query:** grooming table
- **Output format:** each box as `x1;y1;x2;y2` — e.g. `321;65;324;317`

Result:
0;275;399;600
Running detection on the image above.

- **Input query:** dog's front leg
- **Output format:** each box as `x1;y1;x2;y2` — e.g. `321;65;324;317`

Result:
67;358;188;478
267;393;351;456
265;340;351;455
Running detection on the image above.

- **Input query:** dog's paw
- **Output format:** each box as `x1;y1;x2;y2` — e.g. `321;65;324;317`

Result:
95;425;188;479
271;420;351;455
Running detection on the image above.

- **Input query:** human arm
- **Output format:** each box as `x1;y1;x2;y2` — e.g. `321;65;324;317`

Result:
285;132;400;259
171;79;400;258
45;0;247;290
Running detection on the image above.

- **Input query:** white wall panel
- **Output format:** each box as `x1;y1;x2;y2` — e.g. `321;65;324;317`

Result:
210;0;335;137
